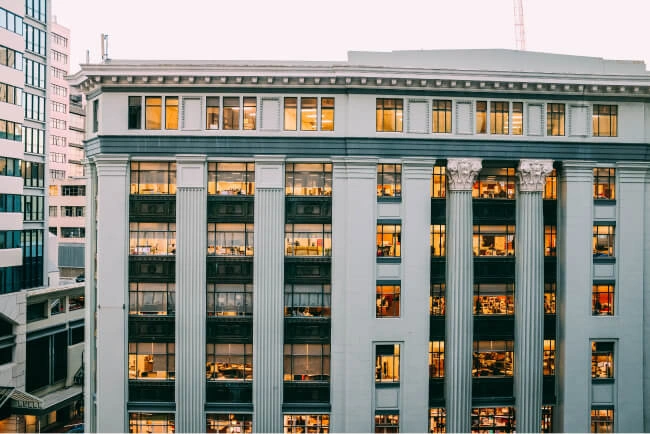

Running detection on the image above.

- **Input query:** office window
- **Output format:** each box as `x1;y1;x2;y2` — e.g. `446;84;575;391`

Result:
544;339;555;375
285;163;332;196
51;66;65;79
591;409;614;433
0;8;23;36
50;83;67;97
547;103;565;136
285;224;332;257
164;96;178;130
207;414;252;433
473;167;516;199
476;101;487;133
206;97;220;129
60;227;84;238
62;185;86;196
223;97;240;130
206;343;252;381
128;96;142;129
430;284;445;316
472;408;514;432
377;164;401;197
129;222;176;255
207;223;254;256
0;82;23;106
0;231;20;249
49;186;58;196
50;135;66;146
129;282;175;316
593;105;617;137
0;45;23;70
283;415;329;433
594;168;615;200
593;225;615;257
128;342;175;380
91;99;98;132
130;162;176;195
284;97;297;130
24;24;46;56
68;295;85;311
544;283;556;314
243;97;256;130
376;285;400;318
430;408;446;434
284;344;330;382
432;100;452;133
377;224;401;257
69;324;84;345
375;414;399;433
284;284;330;317
512;102;523;135
474;283;514;315
375;344;400;383
26;0;47;22
431;225;446;257
25;331;67;392
542;406;553;434
0;318;13;365
490;101;509;134
429;341;444;378
544;168;557;199
207;283;252;317
300;97;317;131
145;96;161;130
473;340;514;377
22;161;44;187
50;170;65;179
51;32;67;47
208;162;255;195
23;93;45;121
376;98;403;132
473;225;515;256
592;284;614;316
545;225;556;256
23;126;44;154
50;152;66;163
1;119;22;143
50;101;66;113
321;97;334;131
0;157;21;177
22;195;44;221
0;194;21;213
61;206;84;217
592;341;614;379
50;50;68;64
431;166;446;198
129;413;175;434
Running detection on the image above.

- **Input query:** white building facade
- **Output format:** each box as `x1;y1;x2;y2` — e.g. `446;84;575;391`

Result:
71;50;650;433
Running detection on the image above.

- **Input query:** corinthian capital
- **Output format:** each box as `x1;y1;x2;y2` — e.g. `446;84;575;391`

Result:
517;159;554;192
447;158;482;191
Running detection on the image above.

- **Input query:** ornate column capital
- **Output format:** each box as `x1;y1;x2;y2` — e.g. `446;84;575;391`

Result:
517;159;554;192
447;158;482;191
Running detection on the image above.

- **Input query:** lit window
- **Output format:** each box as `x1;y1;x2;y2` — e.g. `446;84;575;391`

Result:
207;223;254;256
375;414;399;433
285;224;332;257
129;413;175;433
206;343;252;381
430;284;445;316
545;225;556;256
473;341;513;377
284;97;297;130
376;99;403;132
207;284;252;317
223;97;240;130
432;100;452;133
49;185;58;196
593;225;615;257
321;98;335;131
544;283;556;314
377;164;401;197
284;284;331;317
490;101;509;134
165;96;178;130
243;97;256;130
376;285;400;318
301;97;317;131
283;344;330;381
285;163;332;196
472;407;514;432
283;96;334;132
429;341;444;377
129;222;176;256
591;341;614;379
593;105;617;137
430;225;446;257
206;97;220;129
544;339;555;375
377;224;401;257
283;415;329;433
592;284;614;316
129;282;175;316
544;168;557;199
145;96;162;130
206;414;252;434
473;225;515;256
473;283;514;315
591;408;614;433
593;168;615;199
130;162;176;195
431;166;446;198
547;103;565;136
473;168;516;199
375;344;400;383
512;102;524;135
476;101;487;134
430;408;446;434
208;162;255;195
128;342;175;380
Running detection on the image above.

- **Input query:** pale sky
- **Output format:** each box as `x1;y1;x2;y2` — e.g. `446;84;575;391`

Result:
51;0;650;74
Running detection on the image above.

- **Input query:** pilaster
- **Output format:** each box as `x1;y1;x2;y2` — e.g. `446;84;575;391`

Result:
93;154;129;433
84;160;97;432
514;159;553;433
175;155;207;433
253;156;285;433
445;157;481;433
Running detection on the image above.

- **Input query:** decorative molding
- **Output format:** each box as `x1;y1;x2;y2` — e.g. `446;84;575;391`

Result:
516;159;554;192
447;158;482;191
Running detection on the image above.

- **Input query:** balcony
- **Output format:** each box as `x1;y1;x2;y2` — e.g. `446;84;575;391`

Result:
206;317;253;343
206;257;253;283
286;196;332;224
284;317;330;344
129;195;176;222
207;196;254;223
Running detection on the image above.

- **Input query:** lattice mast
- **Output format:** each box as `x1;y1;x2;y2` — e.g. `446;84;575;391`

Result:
513;0;526;50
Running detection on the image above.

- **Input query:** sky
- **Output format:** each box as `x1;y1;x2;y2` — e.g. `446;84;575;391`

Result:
51;0;650;74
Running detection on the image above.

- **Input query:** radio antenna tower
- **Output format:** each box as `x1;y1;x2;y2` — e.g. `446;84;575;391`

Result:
513;0;526;50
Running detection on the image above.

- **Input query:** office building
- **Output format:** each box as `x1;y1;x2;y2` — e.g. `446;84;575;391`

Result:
70;49;650;433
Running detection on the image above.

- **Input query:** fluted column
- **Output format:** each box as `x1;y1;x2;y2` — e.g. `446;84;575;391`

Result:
93;155;129;433
445;158;481;433
514;159;553;433
175;155;207;433
253;156;285;433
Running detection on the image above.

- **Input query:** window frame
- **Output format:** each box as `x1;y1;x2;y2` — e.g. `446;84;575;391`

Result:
473;224;515;257
489;101;509;135
472;340;514;377
592;104;617;137
285;223;332;257
593;168;615;200
429;341;445;378
432;100;452;133
592;283;614;316
128;342;175;380
430;283;445;316
431;166;446;198
376;284;400;318
376;98;403;132
144;96;162;130
207;283;253;317
284;283;331;318
285;163;332;196
377;163;402;198
430;224;446;257
129;282;176;316
206;343;253;381
546;103;565;136
207;162;255;196
207;223;254;256
593;225;615;257
376;223;401;258
591;341;614;379
283;343;330;382
375;343;400;383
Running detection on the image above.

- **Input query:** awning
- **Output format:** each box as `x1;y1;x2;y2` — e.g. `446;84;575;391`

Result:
0;387;42;410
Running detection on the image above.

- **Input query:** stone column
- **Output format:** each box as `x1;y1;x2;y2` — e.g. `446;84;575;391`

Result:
175;155;207;433
514;159;553;433
445;158;481;433
252;156;285;433
93;155;129;433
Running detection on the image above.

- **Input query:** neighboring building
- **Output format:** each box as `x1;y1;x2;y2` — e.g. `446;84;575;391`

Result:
47;19;85;280
70;50;650;433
